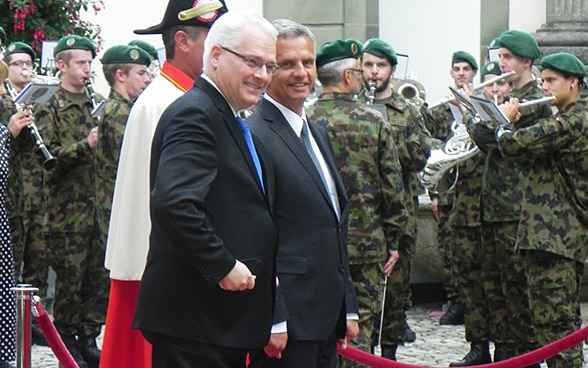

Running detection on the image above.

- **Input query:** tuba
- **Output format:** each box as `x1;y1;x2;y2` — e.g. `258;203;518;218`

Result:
393;78;426;107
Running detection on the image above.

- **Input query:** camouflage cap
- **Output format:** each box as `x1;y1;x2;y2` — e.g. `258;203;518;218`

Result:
0;26;6;44
128;39;158;61
452;50;478;70
497;30;541;60
480;61;501;80
134;0;228;35
54;35;96;58
101;45;152;66
316;39;362;68
541;52;586;79
361;38;397;66
5;41;36;61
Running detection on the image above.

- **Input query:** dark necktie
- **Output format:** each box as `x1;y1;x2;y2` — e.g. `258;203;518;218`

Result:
237;117;265;193
300;119;328;191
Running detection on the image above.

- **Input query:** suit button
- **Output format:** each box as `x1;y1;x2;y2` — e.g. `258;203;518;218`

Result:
339;265;344;273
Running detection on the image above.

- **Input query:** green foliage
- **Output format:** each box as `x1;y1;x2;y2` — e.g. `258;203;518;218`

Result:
0;0;104;56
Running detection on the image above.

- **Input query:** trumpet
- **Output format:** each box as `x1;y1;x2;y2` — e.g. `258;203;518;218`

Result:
429;70;516;110
3;78;57;169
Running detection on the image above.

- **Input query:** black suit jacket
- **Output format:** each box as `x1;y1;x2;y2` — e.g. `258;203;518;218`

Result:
133;78;278;349
248;97;358;341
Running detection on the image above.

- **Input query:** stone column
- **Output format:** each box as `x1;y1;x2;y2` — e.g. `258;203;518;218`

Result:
534;0;588;63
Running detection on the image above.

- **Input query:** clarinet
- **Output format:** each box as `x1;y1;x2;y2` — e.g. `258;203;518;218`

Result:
367;80;376;105
85;78;105;119
4;78;57;169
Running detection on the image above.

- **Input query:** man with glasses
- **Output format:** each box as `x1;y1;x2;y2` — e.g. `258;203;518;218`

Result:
100;1;228;367
1;41;51;348
307;38;408;366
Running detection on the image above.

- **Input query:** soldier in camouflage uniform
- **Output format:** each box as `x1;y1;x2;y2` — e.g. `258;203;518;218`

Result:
358;38;431;361
468;30;552;367
34;35;107;368
447;61;512;366
307;38;409;366
1;42;51;346
490;51;588;368
424;51;479;328
95;45;151;248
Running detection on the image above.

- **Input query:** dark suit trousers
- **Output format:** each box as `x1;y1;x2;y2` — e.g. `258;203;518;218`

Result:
143;331;248;368
248;331;338;368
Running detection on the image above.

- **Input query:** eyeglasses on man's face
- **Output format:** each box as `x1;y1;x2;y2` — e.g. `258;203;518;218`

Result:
221;46;279;76
9;60;34;68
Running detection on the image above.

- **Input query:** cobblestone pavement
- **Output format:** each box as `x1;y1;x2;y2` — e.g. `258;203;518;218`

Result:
19;303;588;367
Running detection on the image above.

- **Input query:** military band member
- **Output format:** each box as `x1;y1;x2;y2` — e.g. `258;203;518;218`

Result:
307;38;408;365
359;38;431;361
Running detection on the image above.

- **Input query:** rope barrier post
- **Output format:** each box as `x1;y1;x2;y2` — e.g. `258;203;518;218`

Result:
10;284;39;368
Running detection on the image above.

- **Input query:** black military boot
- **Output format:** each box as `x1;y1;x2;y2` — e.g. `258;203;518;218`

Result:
439;297;464;325
61;335;88;368
449;341;491;366
381;344;397;361
404;325;417;343
31;319;49;346
78;336;101;366
493;344;509;362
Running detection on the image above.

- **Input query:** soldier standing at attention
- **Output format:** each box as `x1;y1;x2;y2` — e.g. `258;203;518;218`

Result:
468;30;552;367
359;38;431;361
34;35;105;368
306;38;409;365
491;51;588;368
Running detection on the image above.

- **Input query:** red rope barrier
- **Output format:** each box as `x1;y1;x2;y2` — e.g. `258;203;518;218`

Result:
32;300;79;368
338;324;588;367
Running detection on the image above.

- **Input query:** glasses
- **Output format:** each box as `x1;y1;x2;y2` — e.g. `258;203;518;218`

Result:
346;68;363;74
9;60;34;68
221;46;279;75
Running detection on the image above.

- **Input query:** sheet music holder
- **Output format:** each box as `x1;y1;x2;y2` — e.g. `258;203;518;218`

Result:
469;95;510;125
448;103;463;124
448;86;474;112
14;83;59;105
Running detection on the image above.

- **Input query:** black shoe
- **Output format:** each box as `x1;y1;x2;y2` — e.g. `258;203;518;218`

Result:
440;297;464;325
493;344;509;362
381;345;397;361
31;319;49;346
0;361;13;368
61;335;88;368
404;326;417;343
449;342;491;366
78;337;101;364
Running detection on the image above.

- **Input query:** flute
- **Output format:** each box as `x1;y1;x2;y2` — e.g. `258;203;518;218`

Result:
519;96;556;108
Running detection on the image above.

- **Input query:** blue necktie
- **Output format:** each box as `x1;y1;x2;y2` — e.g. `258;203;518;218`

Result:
237;117;265;193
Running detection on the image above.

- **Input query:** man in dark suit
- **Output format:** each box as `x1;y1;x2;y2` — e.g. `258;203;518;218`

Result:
247;19;359;368
132;10;280;368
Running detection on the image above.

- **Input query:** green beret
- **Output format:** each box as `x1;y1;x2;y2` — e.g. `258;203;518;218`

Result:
0;26;6;44
54;35;96;58
101;45;151;66
497;30;541;59
361;38;397;66
541;52;586;79
316;39;362;68
128;39;158;61
480;61;501;81
5;41;36;61
452;50;478;70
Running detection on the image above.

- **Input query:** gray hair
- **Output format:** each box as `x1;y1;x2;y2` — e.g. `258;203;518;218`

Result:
317;58;358;86
271;19;316;53
203;10;278;73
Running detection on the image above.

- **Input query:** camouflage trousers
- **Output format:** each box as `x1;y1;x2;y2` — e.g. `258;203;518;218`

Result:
438;204;459;301
10;210;49;298
481;221;538;356
343;262;386;368
452;226;490;342
381;240;413;346
525;250;584;368
45;231;110;337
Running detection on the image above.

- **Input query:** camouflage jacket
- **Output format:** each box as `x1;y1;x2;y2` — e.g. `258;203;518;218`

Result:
497;99;588;262
35;86;103;234
1;98;44;217
468;80;552;222
95;89;132;237
307;92;409;264
358;91;431;237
